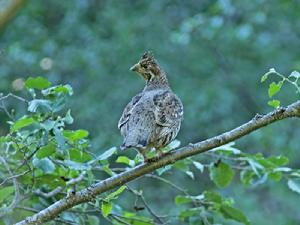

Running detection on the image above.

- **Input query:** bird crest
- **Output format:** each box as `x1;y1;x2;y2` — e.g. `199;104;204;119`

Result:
141;51;154;60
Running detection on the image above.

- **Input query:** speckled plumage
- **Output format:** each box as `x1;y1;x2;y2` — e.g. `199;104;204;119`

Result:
118;52;183;161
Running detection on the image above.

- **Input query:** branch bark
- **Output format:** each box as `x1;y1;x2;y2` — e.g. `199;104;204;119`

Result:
0;0;26;30
16;101;300;225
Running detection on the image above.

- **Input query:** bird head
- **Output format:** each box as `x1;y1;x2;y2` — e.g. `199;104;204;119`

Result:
130;51;161;81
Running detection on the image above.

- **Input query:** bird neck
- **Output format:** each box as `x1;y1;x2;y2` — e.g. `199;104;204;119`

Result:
144;71;170;91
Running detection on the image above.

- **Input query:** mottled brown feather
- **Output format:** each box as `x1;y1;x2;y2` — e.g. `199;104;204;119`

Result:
118;93;143;131
118;52;183;160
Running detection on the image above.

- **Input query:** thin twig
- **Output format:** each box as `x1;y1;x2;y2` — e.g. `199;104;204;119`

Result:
139;194;165;224
34;171;86;198
0;169;31;186
126;185;165;224
145;174;188;195
0;93;28;103
110;214;131;225
0;156;20;218
111;213;154;224
272;71;300;94
0;101;14;120
0;93;28;120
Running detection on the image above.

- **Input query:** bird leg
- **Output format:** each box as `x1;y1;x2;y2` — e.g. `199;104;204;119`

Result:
157;148;165;158
137;147;159;163
138;147;173;163
138;148;152;163
144;148;171;163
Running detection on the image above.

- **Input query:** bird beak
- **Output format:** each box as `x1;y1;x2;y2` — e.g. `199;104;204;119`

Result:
130;63;141;72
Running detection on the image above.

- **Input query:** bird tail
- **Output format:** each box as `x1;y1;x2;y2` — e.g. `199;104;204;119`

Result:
120;133;149;150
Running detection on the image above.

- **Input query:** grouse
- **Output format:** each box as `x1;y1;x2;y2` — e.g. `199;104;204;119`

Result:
118;52;183;162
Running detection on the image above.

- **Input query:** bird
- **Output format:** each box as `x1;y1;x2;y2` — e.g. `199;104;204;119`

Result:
118;51;183;162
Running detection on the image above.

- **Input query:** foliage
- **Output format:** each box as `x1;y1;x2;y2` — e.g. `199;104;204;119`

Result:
0;76;299;224
261;68;300;108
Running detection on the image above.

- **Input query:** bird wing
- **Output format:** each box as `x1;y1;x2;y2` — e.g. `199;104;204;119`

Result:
152;90;183;128
118;93;143;130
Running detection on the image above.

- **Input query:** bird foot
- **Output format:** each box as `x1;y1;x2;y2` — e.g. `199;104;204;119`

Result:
144;156;159;163
144;152;171;163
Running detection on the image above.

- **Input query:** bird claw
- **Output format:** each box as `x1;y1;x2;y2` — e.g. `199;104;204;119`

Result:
144;157;159;163
144;151;171;163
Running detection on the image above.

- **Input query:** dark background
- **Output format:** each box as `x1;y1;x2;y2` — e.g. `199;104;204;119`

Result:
1;0;300;224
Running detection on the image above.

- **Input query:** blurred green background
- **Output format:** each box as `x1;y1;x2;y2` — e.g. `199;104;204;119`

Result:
0;0;300;224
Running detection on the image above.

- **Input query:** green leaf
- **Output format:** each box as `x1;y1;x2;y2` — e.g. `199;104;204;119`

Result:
287;179;300;194
35;174;66;189
174;160;190;172
25;76;51;90
203;191;222;204
87;215;99;225
185;171;194;179
240;170;255;186
0;186;14;204
175;195;193;205
101;201;113;217
274;167;292;172
193;161;204;173
213;142;241;155
156;165;172;175
32;158;55;174
116;156;135;167
51;97;67;113
162;139;181;152
36;143;56;159
268;99;280;108
220;205;250;225
105;186;126;201
261;73;269;82
121;212;153;225
64;160;91;170
69;149;92;163
210;162;234;188
73;129;89;139
11;117;35;132
28;99;52;113
97;147;117;161
64;110;74;124
40;119;56;131
268;82;282;98
291;171;300;178
0;136;8;144
268;155;289;166
179;208;199;221
289;70;300;79
102;164;114;176
42;84;73;96
261;68;276;82
54;127;67;154
268;171;282;181
64;129;89;142
247;158;264;176
53;84;73;95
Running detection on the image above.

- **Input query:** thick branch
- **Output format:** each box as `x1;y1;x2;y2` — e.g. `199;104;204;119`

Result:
16;101;300;225
0;0;26;30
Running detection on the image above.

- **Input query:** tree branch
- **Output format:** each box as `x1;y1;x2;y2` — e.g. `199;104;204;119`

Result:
34;171;86;198
0;0;26;30
0;157;20;218
15;101;300;225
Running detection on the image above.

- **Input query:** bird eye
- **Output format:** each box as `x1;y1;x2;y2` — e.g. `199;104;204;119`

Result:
141;64;148;69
